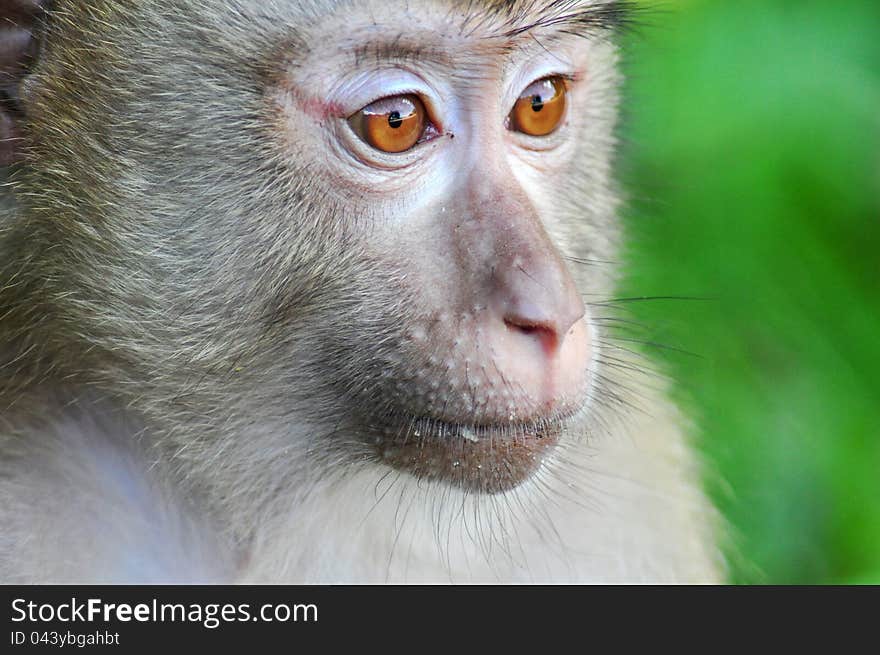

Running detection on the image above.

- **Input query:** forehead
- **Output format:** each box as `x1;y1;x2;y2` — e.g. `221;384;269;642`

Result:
287;0;628;40
269;0;628;73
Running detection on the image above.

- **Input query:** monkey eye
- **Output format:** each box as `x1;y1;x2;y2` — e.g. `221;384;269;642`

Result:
509;76;568;137
348;94;429;154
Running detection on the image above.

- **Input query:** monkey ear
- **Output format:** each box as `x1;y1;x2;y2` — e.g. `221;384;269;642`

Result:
1;0;46;165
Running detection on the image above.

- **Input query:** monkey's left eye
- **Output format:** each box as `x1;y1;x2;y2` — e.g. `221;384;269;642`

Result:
347;94;429;154
509;76;568;137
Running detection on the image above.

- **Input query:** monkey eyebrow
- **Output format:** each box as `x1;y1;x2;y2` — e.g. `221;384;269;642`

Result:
348;37;452;69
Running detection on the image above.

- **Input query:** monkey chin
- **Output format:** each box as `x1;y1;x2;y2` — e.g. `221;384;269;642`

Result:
371;408;582;495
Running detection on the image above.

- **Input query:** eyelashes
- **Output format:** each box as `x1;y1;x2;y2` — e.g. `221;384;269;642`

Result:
345;74;570;154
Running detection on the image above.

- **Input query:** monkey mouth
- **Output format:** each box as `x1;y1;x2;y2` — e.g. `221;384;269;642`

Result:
370;410;579;494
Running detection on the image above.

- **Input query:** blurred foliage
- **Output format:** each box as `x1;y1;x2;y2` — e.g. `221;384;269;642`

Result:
619;0;880;583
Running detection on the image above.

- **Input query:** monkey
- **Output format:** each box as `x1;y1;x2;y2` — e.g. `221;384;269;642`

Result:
0;0;723;583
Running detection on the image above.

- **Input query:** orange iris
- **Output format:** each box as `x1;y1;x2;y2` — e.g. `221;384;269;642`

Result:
509;76;567;137
349;94;426;153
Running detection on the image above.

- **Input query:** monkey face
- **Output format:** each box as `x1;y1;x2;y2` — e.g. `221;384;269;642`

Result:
17;0;623;496
260;1;621;493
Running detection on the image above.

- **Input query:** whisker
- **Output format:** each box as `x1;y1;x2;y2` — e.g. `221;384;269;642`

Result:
588;294;714;306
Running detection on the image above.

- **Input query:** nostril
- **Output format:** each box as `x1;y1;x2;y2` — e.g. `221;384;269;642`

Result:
493;256;586;358
504;317;559;355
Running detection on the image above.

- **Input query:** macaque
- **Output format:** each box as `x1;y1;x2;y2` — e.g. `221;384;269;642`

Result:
0;0;722;583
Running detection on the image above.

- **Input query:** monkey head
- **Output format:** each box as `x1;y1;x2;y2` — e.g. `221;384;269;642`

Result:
6;0;626;496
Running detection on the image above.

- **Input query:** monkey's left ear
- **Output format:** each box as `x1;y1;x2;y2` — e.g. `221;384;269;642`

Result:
1;0;47;165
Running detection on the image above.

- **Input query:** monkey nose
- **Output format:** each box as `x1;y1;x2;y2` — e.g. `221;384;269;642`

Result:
486;259;590;410
498;265;586;357
503;296;585;356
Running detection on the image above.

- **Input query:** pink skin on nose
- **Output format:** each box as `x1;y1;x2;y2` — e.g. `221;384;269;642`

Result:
492;312;590;412
465;183;587;413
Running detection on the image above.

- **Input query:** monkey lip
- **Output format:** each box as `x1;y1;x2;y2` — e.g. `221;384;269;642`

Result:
372;411;578;494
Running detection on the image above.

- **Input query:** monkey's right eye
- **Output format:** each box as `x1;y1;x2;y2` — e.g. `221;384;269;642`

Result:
347;94;428;154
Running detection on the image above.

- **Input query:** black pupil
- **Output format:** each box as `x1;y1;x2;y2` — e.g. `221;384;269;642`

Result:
531;95;544;112
388;111;403;128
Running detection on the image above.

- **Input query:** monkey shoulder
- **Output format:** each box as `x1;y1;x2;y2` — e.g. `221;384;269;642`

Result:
0;391;235;583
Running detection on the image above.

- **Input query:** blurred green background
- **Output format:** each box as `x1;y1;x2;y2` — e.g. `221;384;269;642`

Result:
619;0;880;583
